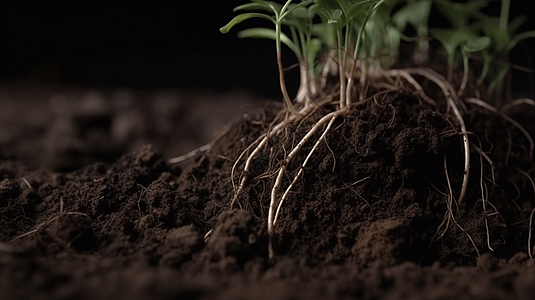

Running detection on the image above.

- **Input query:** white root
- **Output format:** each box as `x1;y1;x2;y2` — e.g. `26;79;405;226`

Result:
406;68;471;205
210;62;504;259
470;142;496;187
500;98;535;113
518;168;535;259
267;111;343;258
383;69;437;107
441;155;480;257
530;208;535;259
169;123;232;164
230;135;270;209
273;114;338;228
230;113;301;209
475;136;493;251
168;144;212;164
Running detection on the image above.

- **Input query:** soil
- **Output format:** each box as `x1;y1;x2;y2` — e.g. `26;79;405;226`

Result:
1;77;535;300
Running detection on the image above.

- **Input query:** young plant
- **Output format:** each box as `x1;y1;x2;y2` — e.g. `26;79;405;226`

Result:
432;0;535;98
477;7;535;96
220;0;316;114
193;0;535;259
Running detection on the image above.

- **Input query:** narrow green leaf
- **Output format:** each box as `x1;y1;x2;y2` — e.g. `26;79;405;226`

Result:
234;2;279;13
508;15;527;35
220;13;274;34
347;0;373;20
507;30;535;52
430;28;467;56
282;0;316;20
463;36;490;53
237;27;302;57
392;0;431;32
292;6;309;19
434;0;490;29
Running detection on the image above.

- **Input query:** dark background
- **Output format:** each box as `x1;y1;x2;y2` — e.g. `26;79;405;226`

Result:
1;1;534;98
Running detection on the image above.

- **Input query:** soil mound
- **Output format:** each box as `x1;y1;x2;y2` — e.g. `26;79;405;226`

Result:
1;88;535;299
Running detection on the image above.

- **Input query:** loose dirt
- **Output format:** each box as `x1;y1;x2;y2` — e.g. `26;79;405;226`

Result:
1;80;535;300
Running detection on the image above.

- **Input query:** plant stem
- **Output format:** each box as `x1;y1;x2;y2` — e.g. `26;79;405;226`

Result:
337;28;347;110
276;23;299;115
499;0;510;33
459;49;469;95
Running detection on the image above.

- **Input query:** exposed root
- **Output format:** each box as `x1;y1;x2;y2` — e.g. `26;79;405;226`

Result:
268;111;342;258
383;69;436;107
438;154;480;257
519;168;535;259
406;68;471;205
169;122;232;164
530;208;535;259
471;141;496;185
475;135;495;252
202;59;532;260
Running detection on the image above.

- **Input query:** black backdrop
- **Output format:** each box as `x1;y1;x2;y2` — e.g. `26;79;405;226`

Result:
1;1;534;97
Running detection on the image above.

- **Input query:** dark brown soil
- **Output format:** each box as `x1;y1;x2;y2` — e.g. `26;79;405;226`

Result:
1;79;535;300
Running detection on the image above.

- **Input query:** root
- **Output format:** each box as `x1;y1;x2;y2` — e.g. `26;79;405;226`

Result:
268;111;343;258
206;60;518;260
169;123;232;164
475;135;495;251
230;99;336;209
471;141;496;185
406;68;471;205
438;154;480;257
530;208;535;259
519;168;535;259
383;69;437;107
230;113;297;209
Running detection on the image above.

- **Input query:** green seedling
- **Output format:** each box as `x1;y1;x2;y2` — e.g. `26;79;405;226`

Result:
392;0;431;63
431;0;489;82
221;0;316;115
477;12;535;95
459;36;490;95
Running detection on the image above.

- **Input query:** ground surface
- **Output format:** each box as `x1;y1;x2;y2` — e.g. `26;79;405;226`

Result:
1;79;535;300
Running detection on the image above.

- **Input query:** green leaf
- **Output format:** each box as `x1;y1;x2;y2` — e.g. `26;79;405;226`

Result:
311;23;335;46
507;30;535;52
280;0;316;21
347;0;374;20
393;0;431;33
332;8;343;19
326;8;343;24
434;0;490;29
508;15;527;35
430;28;468;57
291;6;310;19
462;36;490;53
220;13;274;34
306;38;323;77
237;27;302;57
306;38;323;61
234;2;281;13
480;16;510;50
